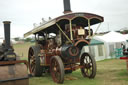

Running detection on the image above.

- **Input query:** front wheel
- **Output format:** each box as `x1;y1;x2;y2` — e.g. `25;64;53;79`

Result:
50;56;64;84
80;53;96;78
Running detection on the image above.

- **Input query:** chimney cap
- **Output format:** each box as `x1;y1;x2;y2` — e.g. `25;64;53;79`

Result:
63;11;72;14
3;21;11;24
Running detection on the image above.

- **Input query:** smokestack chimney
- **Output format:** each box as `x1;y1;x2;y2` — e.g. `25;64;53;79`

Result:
63;0;72;14
3;21;11;50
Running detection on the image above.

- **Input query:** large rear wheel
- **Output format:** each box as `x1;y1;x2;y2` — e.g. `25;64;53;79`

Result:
80;53;96;78
28;46;43;77
50;56;64;84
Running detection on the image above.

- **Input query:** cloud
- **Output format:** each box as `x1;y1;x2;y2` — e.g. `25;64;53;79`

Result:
0;0;128;37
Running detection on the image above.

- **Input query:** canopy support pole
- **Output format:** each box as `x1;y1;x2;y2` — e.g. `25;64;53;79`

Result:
69;20;73;40
88;19;91;39
94;23;102;35
56;23;72;44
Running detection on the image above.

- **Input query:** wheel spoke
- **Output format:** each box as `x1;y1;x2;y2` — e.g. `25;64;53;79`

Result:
89;58;92;63
85;68;88;74
31;56;35;60
55;71;61;81
89;68;92;74
89;63;92;68
80;53;96;78
29;50;36;74
85;68;92;77
50;56;64;83
31;64;35;72
85;57;88;63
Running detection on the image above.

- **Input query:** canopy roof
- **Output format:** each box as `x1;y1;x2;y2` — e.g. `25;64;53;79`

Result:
24;12;104;37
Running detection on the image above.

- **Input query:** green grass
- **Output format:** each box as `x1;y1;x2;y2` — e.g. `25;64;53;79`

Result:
13;43;128;85
13;42;34;58
117;69;128;81
29;71;101;85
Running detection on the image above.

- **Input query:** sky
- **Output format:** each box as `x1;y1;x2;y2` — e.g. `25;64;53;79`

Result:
0;0;128;38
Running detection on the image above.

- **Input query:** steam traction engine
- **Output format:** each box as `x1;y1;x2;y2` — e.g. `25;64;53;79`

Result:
24;0;104;84
0;21;29;85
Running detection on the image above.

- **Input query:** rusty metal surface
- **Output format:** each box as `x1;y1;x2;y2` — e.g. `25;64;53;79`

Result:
0;79;29;85
0;76;29;82
0;64;29;85
0;64;28;80
64;65;83;71
0;60;28;67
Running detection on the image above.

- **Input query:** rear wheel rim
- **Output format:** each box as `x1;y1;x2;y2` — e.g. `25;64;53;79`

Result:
50;56;64;83
80;53;96;78
51;58;61;82
28;49;36;75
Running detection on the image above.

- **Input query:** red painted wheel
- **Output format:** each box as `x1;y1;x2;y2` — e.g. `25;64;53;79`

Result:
28;48;35;76
28;46;43;76
50;56;64;83
80;53;96;78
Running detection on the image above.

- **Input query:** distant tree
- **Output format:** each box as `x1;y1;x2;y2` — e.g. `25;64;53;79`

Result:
120;30;128;34
24;38;32;42
14;37;20;41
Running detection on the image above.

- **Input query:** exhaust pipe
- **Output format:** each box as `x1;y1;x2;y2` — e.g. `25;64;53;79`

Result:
63;0;72;14
3;21;11;50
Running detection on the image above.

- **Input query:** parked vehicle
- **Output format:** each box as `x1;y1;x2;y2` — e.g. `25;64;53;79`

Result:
24;0;104;83
0;21;29;85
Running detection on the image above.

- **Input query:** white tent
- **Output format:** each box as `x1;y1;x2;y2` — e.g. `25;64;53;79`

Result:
95;31;126;43
94;31;126;59
123;34;128;40
11;39;18;44
123;34;128;48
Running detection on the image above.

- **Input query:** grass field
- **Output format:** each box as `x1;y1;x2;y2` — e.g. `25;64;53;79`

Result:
13;43;128;85
13;42;34;58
